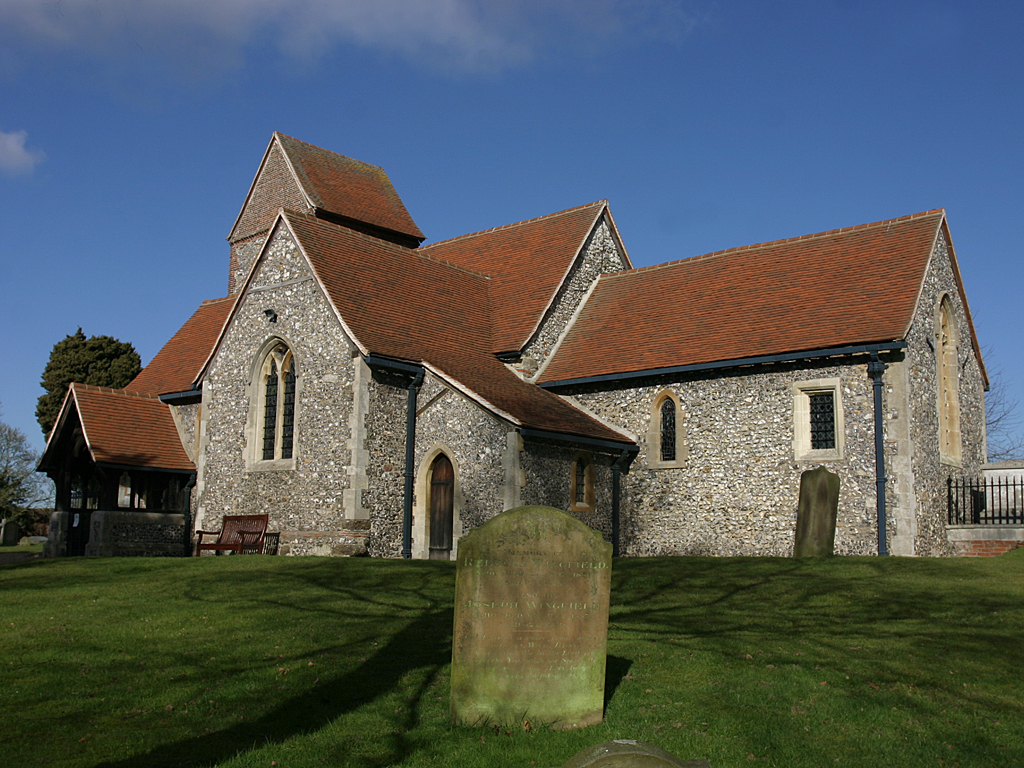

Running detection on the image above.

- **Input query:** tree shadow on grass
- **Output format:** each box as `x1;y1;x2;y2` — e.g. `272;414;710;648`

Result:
94;605;454;768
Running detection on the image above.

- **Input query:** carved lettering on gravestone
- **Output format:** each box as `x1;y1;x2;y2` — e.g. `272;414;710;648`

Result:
450;505;612;729
793;465;840;557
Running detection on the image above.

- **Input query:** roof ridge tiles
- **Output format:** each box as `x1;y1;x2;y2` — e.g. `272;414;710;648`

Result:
284;210;492;280
74;383;162;400
613;209;946;279
419;200;607;251
273;132;386;173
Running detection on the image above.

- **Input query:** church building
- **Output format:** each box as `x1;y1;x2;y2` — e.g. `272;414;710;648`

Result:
38;133;989;559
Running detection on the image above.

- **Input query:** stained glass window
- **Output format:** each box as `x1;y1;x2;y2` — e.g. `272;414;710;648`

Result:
660;398;676;462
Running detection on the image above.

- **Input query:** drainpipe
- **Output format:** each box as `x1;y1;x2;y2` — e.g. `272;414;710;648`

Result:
402;370;424;559
182;472;197;557
365;356;426;560
611;447;638;557
868;353;888;556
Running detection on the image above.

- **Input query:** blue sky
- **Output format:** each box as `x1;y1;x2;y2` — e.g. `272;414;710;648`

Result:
1;0;1021;457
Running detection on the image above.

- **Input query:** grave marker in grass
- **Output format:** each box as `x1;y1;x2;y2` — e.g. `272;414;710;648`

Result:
450;505;611;729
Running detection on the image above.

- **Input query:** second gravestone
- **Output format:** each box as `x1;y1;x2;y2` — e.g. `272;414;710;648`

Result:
450;505;612;729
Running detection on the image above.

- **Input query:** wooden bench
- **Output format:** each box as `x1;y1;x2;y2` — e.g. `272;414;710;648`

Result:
195;514;269;556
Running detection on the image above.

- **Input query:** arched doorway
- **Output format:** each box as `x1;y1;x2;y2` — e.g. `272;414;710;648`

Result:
428;453;454;560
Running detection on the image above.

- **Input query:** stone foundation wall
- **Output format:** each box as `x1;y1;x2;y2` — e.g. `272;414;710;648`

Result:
84;510;186;557
947;525;1024;557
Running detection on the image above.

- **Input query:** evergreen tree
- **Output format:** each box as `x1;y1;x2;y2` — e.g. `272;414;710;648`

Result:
36;329;142;436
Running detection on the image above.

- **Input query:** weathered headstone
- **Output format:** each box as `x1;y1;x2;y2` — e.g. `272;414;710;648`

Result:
560;740;712;768
793;465;840;557
450;505;611;729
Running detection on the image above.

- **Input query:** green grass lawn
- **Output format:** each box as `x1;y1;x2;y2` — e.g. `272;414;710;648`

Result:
2;551;1022;768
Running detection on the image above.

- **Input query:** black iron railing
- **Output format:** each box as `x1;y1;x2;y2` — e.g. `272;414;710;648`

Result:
948;477;1024;525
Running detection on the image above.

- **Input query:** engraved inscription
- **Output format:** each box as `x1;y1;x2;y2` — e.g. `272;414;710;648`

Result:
450;506;612;729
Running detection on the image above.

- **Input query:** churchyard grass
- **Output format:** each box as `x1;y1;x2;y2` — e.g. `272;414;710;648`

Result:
2;551;1022;768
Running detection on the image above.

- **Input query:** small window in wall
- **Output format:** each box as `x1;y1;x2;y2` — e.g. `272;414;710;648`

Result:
118;472;132;508
660;399;676;461
809;392;836;450
793;378;844;461
254;343;298;466
571;453;595;512
647;390;687;468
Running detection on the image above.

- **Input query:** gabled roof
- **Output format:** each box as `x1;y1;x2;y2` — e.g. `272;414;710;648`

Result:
127;296;233;396
540;210;971;384
278;212;632;444
228;133;424;245
39;384;193;472
420;201;624;354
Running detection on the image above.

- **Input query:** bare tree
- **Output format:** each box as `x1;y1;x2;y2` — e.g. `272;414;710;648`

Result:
986;367;1024;462
1;409;54;531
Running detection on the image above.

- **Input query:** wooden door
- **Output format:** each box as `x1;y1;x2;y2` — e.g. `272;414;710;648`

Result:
428;454;454;560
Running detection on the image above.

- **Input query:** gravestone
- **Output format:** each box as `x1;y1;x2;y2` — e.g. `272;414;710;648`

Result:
793;465;840;557
450;505;611;729
560;740;712;768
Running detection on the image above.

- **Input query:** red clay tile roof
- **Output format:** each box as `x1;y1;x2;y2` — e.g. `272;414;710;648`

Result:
276;133;423;243
419;201;610;354
48;384;193;471
127;296;234;396
282;213;631;443
540;210;949;384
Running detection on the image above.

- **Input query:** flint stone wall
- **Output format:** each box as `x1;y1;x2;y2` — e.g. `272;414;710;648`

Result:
517;219;628;379
568;358;895;556
229;142;310;294
903;230;987;556
198;226;362;555
83;511;186;557
412;376;510;556
521;440;616;543
364;369;413;557
364;372;513;558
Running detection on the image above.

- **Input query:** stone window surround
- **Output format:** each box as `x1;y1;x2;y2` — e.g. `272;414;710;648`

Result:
646;389;688;469
792;377;844;462
936;293;962;467
571;452;596;513
245;336;300;472
413;444;464;561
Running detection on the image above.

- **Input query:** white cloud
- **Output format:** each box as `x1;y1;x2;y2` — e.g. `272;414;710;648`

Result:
0;0;702;76
0;130;45;176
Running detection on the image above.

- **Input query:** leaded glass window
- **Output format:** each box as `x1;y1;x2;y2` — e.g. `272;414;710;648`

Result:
281;358;296;459
262;359;278;460
257;344;298;463
660;398;676;462
809;392;836;450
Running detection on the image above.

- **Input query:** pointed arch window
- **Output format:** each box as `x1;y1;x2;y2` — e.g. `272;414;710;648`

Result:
660;398;676;462
937;296;961;464
647;390;687;468
257;343;297;464
571;453;596;512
